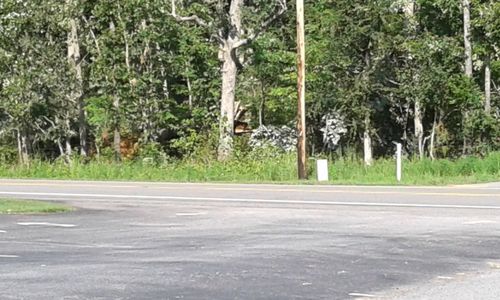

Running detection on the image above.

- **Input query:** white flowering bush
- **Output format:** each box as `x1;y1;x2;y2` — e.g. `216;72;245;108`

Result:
320;112;347;151
249;125;297;152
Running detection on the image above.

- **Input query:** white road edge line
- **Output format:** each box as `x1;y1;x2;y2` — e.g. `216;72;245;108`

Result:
1;179;497;190
17;222;76;228
0;255;19;258
0;230;6;233
0;191;499;210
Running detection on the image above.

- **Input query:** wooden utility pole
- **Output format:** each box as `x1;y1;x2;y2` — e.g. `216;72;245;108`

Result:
296;0;307;180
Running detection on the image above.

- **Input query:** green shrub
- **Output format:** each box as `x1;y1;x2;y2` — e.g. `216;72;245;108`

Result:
0;146;17;164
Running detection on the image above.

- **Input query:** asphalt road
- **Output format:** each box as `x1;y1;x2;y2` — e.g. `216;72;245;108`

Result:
1;179;500;300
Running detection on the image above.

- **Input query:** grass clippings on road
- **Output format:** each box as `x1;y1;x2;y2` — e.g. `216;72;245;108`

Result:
0;199;71;214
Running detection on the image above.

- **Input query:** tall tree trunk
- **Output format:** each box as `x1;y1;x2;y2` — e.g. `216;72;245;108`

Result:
463;0;473;78
484;55;491;114
403;0;424;159
17;130;29;166
361;46;373;167
67;12;87;157
363;113;373;166
414;99;424;159
113;94;122;162
217;0;243;161
16;130;24;165
109;20;122;162
218;44;237;161
65;138;72;158
462;0;472;155
429;111;438;160
64;114;73;164
171;0;286;160
185;62;193;110
259;82;265;126
78;99;88;157
57;139;65;158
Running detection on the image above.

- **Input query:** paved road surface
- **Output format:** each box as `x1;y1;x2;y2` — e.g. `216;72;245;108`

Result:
1;180;500;299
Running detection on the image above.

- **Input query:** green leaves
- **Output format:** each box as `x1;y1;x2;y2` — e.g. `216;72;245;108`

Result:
0;0;497;162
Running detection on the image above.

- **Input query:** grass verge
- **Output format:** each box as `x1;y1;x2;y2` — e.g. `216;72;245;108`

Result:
0;152;498;185
0;199;71;214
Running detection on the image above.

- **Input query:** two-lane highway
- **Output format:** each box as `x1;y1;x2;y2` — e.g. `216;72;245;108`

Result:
0;179;499;209
1;180;500;299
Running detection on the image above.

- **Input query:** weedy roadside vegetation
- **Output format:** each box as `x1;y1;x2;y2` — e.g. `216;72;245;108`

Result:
0;144;498;185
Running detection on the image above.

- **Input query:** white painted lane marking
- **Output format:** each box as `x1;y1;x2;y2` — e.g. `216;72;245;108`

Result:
17;222;76;228
1;191;500;210
0;230;6;233
207;187;498;197
129;223;184;227
348;292;377;298
176;212;207;216
0;255;19;258
463;220;498;225
437;276;454;280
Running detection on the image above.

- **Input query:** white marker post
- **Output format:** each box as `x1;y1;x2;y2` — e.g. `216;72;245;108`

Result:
396;143;402;182
317;159;329;182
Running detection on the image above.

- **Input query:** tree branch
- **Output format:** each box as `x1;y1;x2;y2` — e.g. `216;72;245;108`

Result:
232;0;287;49
82;16;101;56
170;0;209;27
492;80;499;94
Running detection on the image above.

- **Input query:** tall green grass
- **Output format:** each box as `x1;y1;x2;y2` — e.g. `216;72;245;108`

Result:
0;199;71;214
327;152;500;185
0;152;498;185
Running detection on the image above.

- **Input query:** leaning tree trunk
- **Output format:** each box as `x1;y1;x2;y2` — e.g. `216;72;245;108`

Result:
363;113;373;166
484;54;491;114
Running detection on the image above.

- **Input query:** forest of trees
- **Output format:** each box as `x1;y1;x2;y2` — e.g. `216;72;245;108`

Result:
0;0;498;166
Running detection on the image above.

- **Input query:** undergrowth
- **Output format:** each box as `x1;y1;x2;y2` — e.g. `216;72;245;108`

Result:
0;151;498;185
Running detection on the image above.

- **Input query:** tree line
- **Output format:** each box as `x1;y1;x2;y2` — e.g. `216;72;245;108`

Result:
0;0;498;166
